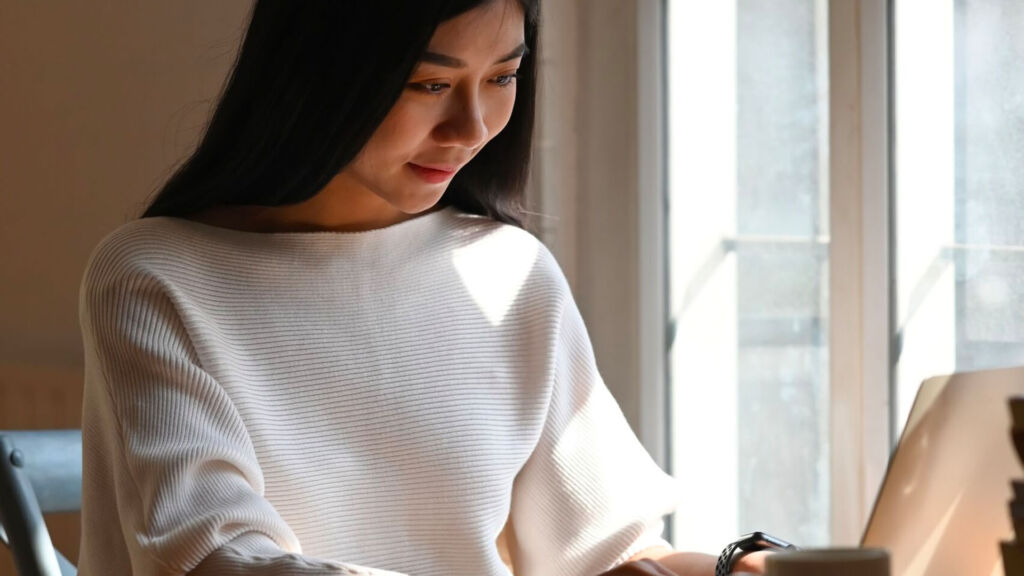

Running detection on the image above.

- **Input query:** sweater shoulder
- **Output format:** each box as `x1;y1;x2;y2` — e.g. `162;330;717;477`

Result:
80;218;183;289
446;214;574;328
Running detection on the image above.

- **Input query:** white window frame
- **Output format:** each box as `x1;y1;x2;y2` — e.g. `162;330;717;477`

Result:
529;0;894;547
636;0;669;473
828;0;893;545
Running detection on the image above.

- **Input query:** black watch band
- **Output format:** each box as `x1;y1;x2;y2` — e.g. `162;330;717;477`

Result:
714;531;798;576
714;540;744;576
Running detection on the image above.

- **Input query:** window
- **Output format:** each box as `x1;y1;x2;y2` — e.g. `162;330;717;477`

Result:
536;0;1024;552
894;0;1024;437
661;0;1024;552
666;0;831;550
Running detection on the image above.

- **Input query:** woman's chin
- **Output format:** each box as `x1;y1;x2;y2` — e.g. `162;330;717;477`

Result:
385;191;449;215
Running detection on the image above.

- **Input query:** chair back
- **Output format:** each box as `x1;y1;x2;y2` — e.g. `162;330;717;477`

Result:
0;430;81;576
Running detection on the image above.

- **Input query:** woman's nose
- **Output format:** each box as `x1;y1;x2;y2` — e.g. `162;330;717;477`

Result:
436;93;489;149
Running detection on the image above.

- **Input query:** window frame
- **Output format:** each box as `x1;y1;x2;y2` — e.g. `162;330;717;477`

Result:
827;0;894;545
530;0;895;547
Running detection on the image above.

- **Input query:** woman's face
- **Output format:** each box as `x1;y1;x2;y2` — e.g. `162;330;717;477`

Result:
340;0;526;215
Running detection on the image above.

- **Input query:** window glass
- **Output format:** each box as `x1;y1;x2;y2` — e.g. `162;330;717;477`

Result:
667;0;831;550
894;0;1024;436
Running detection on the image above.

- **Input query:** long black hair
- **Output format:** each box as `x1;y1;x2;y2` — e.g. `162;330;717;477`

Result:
141;0;539;228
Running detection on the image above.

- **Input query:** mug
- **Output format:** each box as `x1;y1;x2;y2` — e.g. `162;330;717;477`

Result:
765;548;890;576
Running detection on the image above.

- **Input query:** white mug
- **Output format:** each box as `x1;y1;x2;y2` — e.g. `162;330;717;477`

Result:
765;548;890;576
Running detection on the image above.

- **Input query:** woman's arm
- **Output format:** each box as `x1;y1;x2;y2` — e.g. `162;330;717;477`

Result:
79;250;404;576
626;546;769;576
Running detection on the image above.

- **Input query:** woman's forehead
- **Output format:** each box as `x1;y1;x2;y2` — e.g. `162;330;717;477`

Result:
426;0;525;58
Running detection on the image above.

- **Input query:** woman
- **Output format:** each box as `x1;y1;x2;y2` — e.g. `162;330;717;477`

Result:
77;1;769;574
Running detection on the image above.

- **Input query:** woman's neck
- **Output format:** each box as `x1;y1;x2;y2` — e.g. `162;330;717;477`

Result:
185;174;440;233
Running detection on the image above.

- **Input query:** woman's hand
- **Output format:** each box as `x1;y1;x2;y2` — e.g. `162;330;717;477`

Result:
597;558;680;575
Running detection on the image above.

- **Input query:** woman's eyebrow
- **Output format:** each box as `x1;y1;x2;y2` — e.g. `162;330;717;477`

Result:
419;42;528;69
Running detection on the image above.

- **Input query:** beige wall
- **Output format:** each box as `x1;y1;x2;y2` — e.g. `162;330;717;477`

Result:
0;3;252;572
575;0;643;430
530;0;649;437
1;2;251;368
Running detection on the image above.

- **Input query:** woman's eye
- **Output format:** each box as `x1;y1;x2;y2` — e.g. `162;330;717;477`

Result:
408;82;449;95
407;72;519;96
492;72;520;87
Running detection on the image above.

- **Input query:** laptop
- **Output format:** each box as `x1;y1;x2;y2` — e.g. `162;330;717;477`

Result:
861;365;1024;576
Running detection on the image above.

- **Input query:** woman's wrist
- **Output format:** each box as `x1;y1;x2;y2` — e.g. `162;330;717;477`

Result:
620;546;771;575
731;549;770;574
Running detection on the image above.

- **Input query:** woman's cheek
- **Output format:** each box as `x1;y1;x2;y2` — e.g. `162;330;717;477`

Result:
488;98;516;135
382;104;438;149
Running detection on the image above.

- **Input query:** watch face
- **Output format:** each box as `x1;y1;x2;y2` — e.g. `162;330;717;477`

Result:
741;531;798;551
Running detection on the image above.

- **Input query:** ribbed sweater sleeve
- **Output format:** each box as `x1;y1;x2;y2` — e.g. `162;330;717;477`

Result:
79;258;404;576
507;275;682;576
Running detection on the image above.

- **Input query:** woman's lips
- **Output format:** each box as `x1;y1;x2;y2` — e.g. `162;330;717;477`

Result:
407;163;456;184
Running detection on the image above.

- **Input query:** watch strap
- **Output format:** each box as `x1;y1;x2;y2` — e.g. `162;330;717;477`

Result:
714;540;743;576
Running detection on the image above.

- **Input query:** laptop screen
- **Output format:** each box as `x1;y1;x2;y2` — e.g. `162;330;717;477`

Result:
861;367;1023;576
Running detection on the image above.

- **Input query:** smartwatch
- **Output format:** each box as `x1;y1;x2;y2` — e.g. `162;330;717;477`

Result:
714;531;798;576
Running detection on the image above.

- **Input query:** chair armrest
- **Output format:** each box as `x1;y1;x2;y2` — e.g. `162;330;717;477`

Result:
0;434;64;576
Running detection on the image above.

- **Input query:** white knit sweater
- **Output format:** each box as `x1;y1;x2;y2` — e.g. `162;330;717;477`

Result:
77;205;683;576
